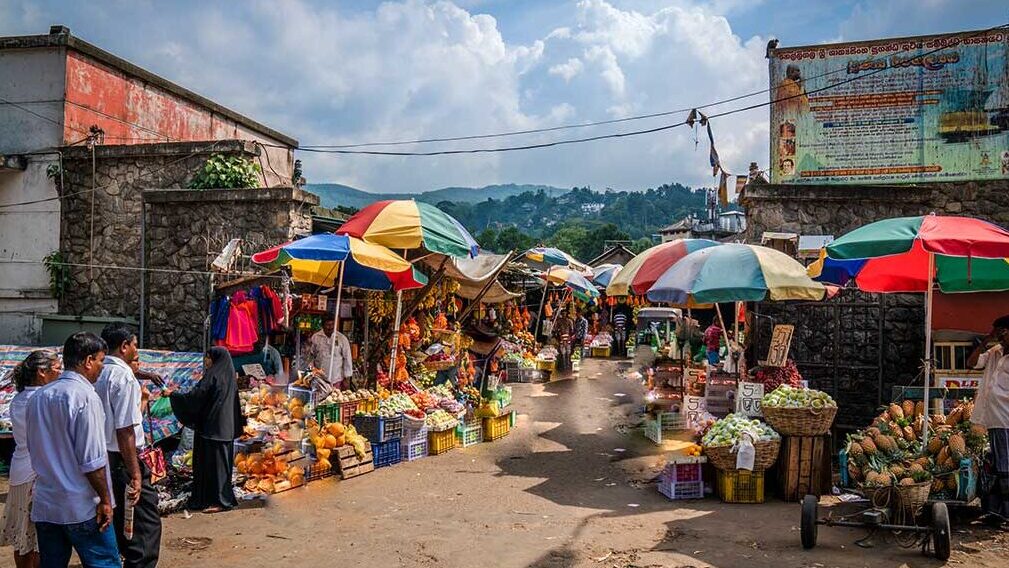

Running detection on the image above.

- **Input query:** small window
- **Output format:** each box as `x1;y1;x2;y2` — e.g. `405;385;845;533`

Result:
934;345;952;370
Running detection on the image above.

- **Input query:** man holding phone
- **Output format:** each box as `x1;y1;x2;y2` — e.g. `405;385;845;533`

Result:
968;315;1009;525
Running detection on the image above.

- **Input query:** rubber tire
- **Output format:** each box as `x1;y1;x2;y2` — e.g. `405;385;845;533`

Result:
932;502;950;561
801;495;818;549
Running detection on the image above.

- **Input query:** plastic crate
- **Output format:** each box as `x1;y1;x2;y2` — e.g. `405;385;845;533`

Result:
496;386;513;409
644;419;662;444
504;361;521;383
428;429;456;455
536;359;556;372
359;398;379;414
456;422;483;448
659;411;687;431
287;385;314;406
660;459;704;483
353;414;404;443
658;479;704;500
716;469;765;504
402;424;428;445
372;439;402;468
314;403;340;425
402;439;428;462
591;346;611;357
339;401;361;425
483;413;511;441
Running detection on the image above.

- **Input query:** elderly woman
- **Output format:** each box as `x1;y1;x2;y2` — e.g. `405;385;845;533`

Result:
1;350;61;568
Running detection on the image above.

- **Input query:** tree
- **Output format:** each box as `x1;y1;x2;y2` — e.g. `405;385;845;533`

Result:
584;223;631;260
495;226;535;253
632;237;654;254
547;223;590;261
476;227;499;252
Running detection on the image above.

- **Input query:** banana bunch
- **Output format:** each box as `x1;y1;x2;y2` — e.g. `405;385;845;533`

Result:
366;291;398;323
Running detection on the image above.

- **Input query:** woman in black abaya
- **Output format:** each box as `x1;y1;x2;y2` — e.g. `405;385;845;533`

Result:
168;347;244;513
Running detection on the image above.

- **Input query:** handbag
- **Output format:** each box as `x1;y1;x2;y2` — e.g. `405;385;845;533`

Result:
141;401;168;485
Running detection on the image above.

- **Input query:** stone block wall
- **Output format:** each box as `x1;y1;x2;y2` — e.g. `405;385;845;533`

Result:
58;140;267;321
143;187;316;351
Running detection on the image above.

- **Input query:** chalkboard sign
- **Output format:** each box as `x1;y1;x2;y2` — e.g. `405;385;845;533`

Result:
736;382;764;417
765;324;794;368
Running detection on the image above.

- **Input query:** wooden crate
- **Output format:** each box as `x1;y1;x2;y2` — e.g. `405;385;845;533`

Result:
336;443;375;480
775;435;832;502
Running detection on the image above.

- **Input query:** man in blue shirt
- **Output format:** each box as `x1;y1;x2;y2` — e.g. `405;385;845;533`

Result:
27;332;119;568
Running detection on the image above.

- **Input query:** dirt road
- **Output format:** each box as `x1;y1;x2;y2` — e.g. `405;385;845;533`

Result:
3;358;1005;567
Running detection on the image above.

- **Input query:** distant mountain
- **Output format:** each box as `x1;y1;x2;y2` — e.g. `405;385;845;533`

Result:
304;183;569;209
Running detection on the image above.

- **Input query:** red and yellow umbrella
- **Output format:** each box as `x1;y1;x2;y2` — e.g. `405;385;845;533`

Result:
338;200;480;258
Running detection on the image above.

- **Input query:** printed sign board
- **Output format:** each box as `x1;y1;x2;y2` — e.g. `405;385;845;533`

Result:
769;29;1009;185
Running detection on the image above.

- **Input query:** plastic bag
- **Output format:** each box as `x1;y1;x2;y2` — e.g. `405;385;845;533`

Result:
735;432;756;471
149;395;174;419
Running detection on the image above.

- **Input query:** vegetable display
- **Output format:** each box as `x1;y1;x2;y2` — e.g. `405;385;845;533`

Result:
701;414;780;447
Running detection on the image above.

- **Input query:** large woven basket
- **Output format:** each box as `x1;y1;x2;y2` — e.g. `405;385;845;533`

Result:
864;482;931;516
761;405;837;436
704;439;781;471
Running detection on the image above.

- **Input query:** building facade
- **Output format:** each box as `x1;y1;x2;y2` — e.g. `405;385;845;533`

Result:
0;26;299;345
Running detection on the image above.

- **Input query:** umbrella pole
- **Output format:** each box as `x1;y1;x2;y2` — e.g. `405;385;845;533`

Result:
922;253;935;449
534;278;549;342
327;262;346;385
388;290;404;380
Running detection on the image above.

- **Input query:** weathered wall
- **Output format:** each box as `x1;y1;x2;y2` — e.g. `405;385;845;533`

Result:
0;44;65;154
143;187;316;351
57;140;266;322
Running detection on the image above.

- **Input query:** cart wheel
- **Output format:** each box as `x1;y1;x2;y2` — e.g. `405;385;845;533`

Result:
932;502;950;561
801;495;818;549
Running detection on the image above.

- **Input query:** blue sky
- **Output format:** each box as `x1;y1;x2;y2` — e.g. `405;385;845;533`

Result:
1;0;1005;193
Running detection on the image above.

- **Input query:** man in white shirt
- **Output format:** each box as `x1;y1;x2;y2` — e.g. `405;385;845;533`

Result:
306;315;353;389
968;315;1009;525
97;324;162;567
27;332;119;568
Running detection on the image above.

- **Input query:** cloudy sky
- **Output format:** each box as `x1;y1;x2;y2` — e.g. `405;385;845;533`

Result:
1;0;1004;193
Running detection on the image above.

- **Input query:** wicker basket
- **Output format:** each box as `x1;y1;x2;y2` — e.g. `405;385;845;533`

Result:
864;482;931;516
704;439;781;471
761;405;837;436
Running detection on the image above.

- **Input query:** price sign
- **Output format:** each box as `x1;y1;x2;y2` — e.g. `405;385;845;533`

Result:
242;364;267;379
765;324;794;368
684;395;707;426
736;381;764;417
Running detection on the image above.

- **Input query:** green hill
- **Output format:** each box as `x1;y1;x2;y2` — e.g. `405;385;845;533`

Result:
305;183;569;209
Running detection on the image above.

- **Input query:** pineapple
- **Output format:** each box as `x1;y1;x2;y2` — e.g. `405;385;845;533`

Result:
860;438;878;456
889;464;906;478
962;401;973;422
931;414;946;428
848;462;863;482
946;406;963;426
900;476;917;487
946;475;959;491
948;432;966;460
909;463;925;475
927;436;944;455
847;440;864;459
866;427;882;438
875;434;897;454
888;403;905;421
931;478;945;493
902;400;915;420
914;400;925;418
903;425;916;442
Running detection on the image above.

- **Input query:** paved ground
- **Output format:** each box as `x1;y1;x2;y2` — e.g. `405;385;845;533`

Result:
2;358;1006;567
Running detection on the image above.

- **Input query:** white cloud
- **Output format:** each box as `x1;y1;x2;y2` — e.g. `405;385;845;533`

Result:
548;57;584;82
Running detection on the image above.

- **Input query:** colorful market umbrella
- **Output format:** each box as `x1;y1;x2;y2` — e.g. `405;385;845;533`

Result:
606;239;720;297
545;266;601;298
819;214;1009;446
524;247;591;274
337;200;479;259
252;233;427;382
646;243;825;304
590;264;623;288
251;233;427;291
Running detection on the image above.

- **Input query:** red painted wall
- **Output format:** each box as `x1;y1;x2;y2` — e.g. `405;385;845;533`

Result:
63;50;267;145
933;291;1009;334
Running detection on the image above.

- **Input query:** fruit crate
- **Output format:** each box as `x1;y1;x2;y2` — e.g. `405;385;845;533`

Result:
514;368;543;383
336;443;374;480
304;458;336;482
428;429;456;455
402;438;428;462
659;411;686;431
591;346;611;357
358;398;379;414
339;401;361;425
287;385;314;406
660;458;705;483
777;435;831;502
353;414;404;443
314;403;340;425
401;424;428;445
495;386;512;409
536;359;556;372
716;469;766;504
658;479;704;500
455;421;483;448
504;361;521;383
644;418;662;444
372;439;402;468
483;413;511;441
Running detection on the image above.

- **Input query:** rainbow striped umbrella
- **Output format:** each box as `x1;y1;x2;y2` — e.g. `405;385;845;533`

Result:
338;200;479;258
524;247;590;273
606;239;720;296
647;244;825;304
590;264;623;287
252;233;427;291
545;266;600;298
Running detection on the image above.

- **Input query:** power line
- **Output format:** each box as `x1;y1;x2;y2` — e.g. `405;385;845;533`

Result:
295;23;1008;150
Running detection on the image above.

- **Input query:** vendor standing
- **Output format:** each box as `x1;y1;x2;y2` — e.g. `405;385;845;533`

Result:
305;315;353;388
968;315;1009;525
703;320;723;367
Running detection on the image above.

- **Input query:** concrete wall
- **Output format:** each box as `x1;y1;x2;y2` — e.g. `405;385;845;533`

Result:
0;46;65;153
143;187;316;350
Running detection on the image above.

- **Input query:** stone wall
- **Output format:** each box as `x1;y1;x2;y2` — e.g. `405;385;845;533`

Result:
143;187;316;351
58;140;268;320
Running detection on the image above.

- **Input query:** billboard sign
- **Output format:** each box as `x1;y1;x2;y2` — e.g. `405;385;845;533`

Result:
769;29;1009;185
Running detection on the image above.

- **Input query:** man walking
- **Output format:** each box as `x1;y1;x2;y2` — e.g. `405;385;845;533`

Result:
97;325;162;567
27;332;119;568
306;315;353;389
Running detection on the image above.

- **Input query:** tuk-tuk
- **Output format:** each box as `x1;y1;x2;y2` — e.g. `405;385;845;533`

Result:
635;307;683;348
